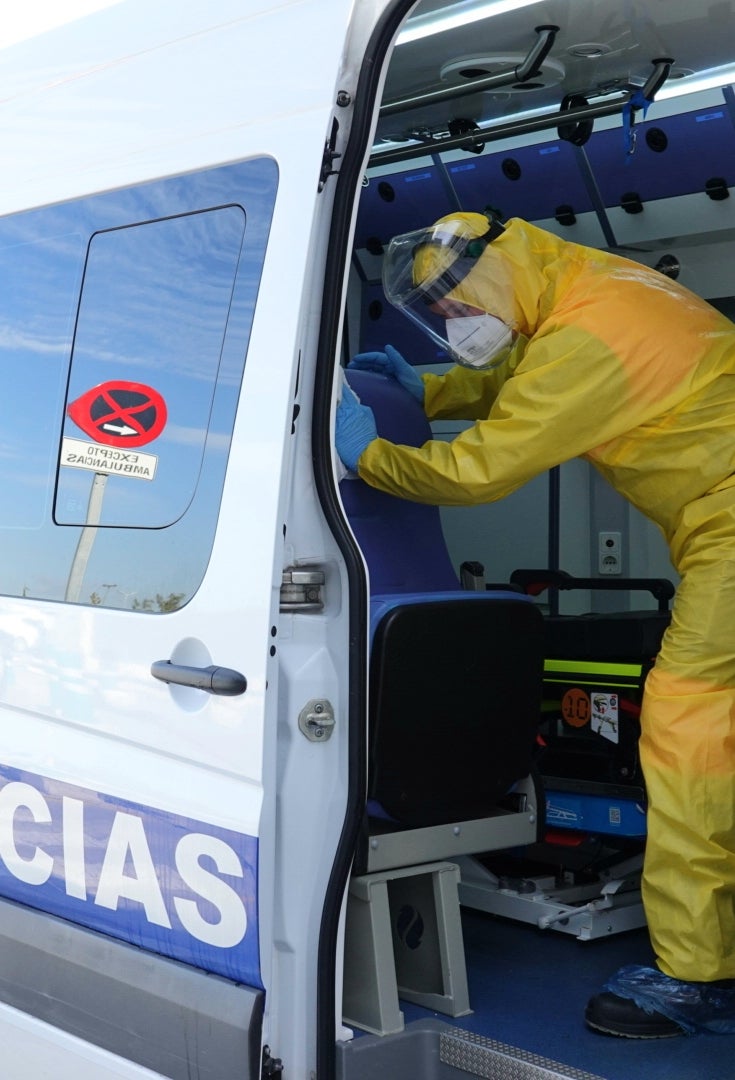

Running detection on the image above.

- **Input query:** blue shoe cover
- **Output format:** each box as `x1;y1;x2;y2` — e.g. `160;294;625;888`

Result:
605;965;735;1034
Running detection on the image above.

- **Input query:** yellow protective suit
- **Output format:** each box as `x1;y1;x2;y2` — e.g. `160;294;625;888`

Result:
358;215;735;982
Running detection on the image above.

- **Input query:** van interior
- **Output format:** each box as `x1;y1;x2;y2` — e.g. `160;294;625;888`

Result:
335;2;735;1077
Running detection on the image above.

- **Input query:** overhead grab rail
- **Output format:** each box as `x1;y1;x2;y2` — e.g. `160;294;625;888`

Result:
371;56;673;168
380;24;559;118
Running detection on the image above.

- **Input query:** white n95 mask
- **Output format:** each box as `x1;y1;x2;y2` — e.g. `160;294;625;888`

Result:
445;313;514;369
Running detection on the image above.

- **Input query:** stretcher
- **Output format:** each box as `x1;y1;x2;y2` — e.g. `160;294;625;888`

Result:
458;570;675;940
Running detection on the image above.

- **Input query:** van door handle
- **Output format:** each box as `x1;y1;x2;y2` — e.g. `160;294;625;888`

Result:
151;660;247;696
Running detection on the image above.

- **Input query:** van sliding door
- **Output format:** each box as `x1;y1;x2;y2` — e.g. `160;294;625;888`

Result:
0;158;278;1080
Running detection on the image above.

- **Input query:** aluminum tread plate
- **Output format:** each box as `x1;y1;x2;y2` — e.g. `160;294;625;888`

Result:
440;1029;606;1080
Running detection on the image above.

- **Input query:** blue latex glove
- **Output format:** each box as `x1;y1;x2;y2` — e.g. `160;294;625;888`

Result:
348;344;425;404
336;384;378;472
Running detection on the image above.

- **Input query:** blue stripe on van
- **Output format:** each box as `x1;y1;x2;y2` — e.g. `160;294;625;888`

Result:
0;763;261;987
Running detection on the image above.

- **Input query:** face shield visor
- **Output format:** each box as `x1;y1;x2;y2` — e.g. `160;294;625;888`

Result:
382;216;516;370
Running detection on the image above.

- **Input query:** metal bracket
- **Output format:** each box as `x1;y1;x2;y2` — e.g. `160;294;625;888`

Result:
261;1046;283;1078
319;116;342;191
299;699;335;742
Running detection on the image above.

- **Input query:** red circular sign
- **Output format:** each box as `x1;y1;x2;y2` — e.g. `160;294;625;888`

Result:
67;381;167;448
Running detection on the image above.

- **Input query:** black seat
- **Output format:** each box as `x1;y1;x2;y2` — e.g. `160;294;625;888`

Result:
340;371;548;1033
340;369;545;867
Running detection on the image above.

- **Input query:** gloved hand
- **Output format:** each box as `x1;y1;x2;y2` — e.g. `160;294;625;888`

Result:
348;344;425;404
335;384;378;472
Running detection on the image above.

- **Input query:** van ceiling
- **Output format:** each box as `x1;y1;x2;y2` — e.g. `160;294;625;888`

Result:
373;0;735;160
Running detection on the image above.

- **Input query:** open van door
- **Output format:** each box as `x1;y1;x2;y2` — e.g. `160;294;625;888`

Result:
0;144;288;1080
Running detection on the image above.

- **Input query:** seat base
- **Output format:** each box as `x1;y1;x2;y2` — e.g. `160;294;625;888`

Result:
362;774;540;875
343;862;471;1037
455;850;646;941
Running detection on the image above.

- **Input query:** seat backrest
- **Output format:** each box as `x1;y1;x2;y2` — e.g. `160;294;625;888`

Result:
340;369;458;593
368;593;544;825
340;368;545;828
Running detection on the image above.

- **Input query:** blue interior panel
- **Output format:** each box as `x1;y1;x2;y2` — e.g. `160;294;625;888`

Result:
584;104;735;206
354;163;455;249
445;138;594;222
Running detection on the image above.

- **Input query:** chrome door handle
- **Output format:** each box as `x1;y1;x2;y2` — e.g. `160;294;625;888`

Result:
151;660;247;696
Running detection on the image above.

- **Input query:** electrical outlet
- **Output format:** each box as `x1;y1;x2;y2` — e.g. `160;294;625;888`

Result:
598;530;622;575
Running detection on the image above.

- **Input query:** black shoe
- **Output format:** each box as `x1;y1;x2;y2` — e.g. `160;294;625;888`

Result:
585;991;686;1039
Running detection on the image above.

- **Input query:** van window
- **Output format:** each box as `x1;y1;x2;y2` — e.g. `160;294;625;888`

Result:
0;158;278;611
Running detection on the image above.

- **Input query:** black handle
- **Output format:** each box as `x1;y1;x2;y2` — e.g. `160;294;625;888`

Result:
641;57;674;101
510;568;675;611
151;660;247;696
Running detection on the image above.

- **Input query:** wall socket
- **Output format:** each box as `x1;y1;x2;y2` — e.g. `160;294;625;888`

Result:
598;530;622;575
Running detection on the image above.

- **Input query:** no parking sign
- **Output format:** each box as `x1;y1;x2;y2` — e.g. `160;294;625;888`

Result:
67;381;167;448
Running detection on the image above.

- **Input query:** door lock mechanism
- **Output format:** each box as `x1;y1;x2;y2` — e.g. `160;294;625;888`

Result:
298;699;335;742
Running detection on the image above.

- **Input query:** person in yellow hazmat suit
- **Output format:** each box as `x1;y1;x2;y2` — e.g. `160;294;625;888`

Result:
335;210;735;1038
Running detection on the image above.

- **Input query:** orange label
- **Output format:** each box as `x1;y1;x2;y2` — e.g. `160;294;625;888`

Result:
561;687;590;728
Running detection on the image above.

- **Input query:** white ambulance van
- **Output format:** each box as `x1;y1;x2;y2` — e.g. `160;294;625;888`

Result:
1;2;735;1078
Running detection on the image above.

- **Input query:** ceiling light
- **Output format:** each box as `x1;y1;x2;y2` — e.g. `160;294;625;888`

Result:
397;0;541;46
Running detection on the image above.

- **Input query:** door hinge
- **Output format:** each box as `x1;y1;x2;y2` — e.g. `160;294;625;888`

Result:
261;1046;283;1078
280;565;325;612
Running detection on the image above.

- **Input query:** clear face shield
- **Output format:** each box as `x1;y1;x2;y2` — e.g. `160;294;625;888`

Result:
382;217;516;370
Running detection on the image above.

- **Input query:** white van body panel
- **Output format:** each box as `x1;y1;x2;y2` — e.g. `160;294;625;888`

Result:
0;999;162;1079
1;0;356;212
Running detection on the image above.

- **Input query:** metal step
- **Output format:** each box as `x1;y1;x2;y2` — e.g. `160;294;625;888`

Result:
336;1018;607;1080
439;1027;606;1079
